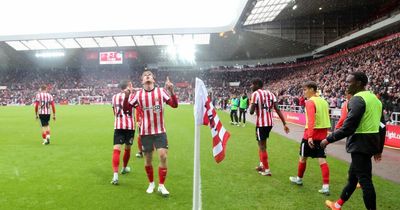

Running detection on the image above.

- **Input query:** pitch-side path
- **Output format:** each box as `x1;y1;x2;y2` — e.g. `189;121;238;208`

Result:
232;112;400;183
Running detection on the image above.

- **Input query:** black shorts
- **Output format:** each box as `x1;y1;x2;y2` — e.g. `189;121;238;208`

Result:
299;139;326;158
39;114;50;126
141;133;168;152
113;129;135;145
239;108;247;113
255;126;273;141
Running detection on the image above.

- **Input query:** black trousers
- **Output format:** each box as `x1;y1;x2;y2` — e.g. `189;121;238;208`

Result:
230;110;238;123
239;108;246;123
340;153;376;210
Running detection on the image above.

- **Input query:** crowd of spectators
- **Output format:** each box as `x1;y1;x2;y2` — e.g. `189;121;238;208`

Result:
1;34;399;121
204;34;400;117
0;67;195;105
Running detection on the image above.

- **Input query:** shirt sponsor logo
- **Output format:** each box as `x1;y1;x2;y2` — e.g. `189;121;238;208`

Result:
143;105;162;113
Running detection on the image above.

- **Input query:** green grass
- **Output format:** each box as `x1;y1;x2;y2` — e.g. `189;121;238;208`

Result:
0;105;399;210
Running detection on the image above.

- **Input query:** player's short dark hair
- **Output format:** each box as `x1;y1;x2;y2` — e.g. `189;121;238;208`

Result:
119;80;130;90
303;81;318;92
251;78;263;88
40;85;47;91
141;70;155;80
350;71;368;87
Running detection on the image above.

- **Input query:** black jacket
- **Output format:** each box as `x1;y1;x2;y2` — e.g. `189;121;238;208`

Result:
327;96;386;155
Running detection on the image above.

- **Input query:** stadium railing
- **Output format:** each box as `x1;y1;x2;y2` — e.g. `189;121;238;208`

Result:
391;112;400;125
278;105;303;113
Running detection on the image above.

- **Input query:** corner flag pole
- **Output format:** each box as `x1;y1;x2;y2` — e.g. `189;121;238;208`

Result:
193;124;201;210
193;78;204;210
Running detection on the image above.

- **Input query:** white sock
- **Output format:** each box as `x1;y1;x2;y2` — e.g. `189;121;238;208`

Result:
322;184;329;189
334;202;341;208
297;176;302;180
113;172;118;180
46;135;50;139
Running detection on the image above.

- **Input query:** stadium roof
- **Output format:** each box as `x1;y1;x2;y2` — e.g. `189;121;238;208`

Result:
240;0;394;26
0;0;247;41
243;0;292;25
0;0;398;67
4;34;211;51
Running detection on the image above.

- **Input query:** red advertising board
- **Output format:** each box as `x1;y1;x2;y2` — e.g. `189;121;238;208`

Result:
273;111;306;126
385;124;400;149
273;111;400;149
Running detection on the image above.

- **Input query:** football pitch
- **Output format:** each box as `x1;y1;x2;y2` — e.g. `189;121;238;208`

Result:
0;105;399;210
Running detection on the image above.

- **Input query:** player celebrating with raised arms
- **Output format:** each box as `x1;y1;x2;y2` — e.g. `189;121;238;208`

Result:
34;85;56;145
110;80;135;185
126;71;178;196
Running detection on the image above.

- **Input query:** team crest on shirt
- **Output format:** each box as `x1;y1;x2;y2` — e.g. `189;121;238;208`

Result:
153;105;161;113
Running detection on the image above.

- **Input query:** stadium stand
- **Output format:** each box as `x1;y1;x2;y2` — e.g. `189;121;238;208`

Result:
1;33;399;119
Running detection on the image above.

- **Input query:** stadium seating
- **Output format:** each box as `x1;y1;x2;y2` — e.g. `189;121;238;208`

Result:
1;35;399;116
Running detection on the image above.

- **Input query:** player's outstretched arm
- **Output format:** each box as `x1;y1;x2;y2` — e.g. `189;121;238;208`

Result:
165;76;178;108
34;101;39;119
320;139;329;149
374;153;382;162
249;103;255;115
249;94;256;115
165;76;175;95
273;103;289;133
123;85;135;112
51;101;56;121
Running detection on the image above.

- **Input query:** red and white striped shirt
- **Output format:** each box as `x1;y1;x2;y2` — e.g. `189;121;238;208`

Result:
112;92;134;130
35;92;54;115
251;89;277;127
129;87;177;136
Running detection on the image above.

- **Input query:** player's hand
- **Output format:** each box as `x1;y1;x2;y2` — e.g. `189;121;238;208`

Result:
283;124;290;134
53;115;56;121
320;139;329;149
124;89;131;96
129;83;134;92
374;153;382;162
165;76;174;93
307;138;315;149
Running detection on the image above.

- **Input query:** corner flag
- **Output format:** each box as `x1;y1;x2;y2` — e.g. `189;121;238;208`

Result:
194;78;231;163
193;78;231;210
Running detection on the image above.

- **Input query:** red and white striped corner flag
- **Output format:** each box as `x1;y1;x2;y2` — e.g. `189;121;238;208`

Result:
194;78;230;163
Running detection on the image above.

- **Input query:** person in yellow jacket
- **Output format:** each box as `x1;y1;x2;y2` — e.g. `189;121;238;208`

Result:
289;81;331;195
230;94;239;126
322;72;385;210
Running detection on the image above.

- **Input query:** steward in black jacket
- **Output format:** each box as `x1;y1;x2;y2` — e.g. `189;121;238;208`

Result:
321;72;385;210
